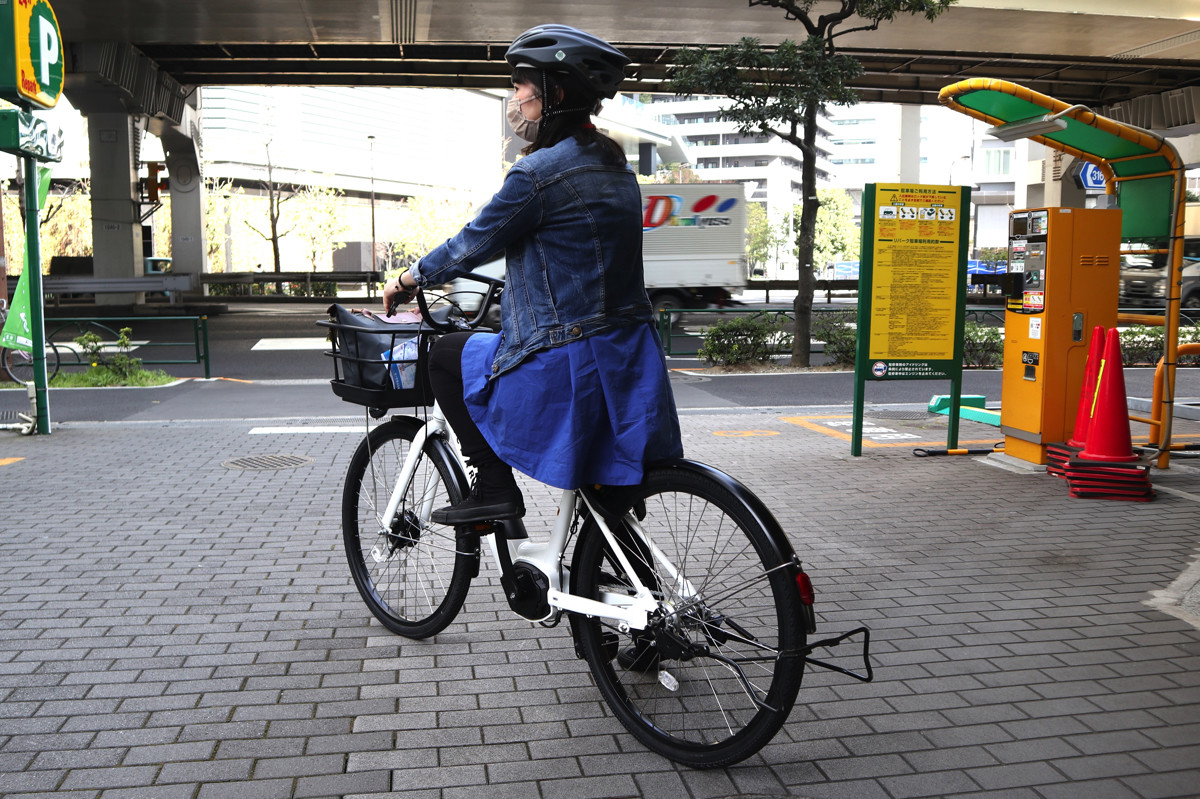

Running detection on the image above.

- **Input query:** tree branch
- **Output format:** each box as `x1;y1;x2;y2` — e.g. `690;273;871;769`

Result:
748;0;819;35
829;20;882;39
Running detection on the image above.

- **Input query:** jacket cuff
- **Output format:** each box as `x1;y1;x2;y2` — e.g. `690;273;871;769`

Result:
409;260;427;286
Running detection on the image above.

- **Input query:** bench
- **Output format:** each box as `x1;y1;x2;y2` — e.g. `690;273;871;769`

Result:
42;274;196;305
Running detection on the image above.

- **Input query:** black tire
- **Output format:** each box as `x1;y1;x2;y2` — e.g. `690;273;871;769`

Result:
2;342;61;384
571;464;806;767
342;416;473;638
650;291;691;330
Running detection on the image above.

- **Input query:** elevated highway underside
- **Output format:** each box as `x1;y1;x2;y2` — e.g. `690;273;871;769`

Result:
49;0;1200;108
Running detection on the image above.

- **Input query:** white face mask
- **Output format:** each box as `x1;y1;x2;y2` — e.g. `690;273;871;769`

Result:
507;93;541;142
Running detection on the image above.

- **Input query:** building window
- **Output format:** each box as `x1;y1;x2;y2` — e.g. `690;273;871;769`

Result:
984;148;1012;177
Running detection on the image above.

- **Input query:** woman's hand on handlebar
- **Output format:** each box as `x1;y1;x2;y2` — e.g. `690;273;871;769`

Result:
383;271;417;316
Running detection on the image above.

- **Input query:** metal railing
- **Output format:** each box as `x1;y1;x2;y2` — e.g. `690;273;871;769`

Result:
46;316;212;379
658;303;1200;360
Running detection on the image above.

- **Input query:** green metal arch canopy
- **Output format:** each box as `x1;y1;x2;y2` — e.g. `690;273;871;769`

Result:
938;78;1178;169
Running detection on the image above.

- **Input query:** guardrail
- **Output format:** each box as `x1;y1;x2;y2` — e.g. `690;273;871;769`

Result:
747;279;859;304
200;271;382;298
42;274;195;305
46;316;211;379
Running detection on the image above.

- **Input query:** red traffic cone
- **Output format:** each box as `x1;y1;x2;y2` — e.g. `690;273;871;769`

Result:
1079;328;1138;463
1068;325;1106;448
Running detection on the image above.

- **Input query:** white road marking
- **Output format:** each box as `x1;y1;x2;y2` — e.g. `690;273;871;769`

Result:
251;338;328;351
249;426;364;434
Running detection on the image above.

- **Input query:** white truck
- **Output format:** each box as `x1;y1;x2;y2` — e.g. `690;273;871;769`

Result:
639;182;748;311
451;182;748;318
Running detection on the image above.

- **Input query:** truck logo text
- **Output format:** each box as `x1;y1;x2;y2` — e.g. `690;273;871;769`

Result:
643;194;739;233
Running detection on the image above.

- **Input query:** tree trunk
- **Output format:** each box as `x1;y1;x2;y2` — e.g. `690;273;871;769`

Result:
265;149;284;293
791;103;821;367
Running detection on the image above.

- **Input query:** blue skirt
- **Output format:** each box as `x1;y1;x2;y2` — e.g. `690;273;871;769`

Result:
461;323;684;489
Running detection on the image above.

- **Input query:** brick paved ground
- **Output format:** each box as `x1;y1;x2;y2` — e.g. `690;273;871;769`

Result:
2;408;1200;798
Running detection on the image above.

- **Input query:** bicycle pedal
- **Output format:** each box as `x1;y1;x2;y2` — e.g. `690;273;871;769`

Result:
459;521;502;537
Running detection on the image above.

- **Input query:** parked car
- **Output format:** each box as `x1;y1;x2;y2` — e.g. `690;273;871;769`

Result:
1119;237;1200;309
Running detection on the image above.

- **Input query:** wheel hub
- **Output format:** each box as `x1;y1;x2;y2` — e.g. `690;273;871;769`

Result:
387;509;423;553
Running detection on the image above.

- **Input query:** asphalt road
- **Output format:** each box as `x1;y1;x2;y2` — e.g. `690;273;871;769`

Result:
3;299;1195;425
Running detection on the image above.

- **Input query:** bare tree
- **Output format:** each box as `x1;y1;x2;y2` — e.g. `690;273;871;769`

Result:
244;142;293;289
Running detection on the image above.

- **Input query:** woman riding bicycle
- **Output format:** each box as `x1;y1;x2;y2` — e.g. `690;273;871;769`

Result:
383;24;682;525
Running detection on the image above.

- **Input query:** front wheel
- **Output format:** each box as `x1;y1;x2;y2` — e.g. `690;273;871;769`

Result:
342;416;473;638
2;342;61;384
571;465;806;767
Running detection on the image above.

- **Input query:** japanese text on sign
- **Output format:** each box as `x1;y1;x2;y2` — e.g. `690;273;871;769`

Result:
868;185;963;361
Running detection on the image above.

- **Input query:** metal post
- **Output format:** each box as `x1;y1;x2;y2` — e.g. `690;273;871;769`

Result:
368;135;376;274
23;157;49;433
1;184;7;302
199;315;211;379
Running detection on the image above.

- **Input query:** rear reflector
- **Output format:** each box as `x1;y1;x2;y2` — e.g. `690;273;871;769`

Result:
797;572;815;605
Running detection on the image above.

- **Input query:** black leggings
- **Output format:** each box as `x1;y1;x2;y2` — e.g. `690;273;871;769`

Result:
427;331;498;467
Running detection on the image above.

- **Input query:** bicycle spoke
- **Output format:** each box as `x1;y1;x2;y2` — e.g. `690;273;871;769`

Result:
573;466;805;766
343;417;471;639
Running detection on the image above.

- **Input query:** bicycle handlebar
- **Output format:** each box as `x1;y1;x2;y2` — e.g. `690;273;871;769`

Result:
416;272;504;334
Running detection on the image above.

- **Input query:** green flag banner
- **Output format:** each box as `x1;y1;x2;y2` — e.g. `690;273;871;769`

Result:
0;166;52;351
1;267;32;350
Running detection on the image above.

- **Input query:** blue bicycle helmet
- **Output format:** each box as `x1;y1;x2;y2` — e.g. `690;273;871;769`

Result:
505;25;630;99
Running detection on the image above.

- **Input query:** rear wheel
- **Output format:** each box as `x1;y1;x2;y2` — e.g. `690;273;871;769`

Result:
342;416;473;638
571;466;805;767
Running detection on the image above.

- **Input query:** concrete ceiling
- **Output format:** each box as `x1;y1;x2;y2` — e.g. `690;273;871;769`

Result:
50;0;1200;106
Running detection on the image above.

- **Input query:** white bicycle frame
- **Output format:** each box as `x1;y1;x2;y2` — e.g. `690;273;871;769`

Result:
383;403;684;631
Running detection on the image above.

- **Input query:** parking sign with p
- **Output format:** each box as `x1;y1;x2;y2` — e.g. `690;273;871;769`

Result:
0;0;64;110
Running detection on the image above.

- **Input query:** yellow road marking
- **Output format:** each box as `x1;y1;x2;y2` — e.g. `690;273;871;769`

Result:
713;430;780;437
780;413;1200;451
0;457;25;466
780;415;998;449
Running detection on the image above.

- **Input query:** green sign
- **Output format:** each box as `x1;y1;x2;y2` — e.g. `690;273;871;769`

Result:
851;183;972;455
0;107;62;160
0;0;64;109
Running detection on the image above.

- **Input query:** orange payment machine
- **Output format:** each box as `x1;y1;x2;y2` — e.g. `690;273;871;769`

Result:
1001;207;1121;464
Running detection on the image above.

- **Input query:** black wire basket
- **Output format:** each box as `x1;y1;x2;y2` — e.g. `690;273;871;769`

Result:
318;305;435;408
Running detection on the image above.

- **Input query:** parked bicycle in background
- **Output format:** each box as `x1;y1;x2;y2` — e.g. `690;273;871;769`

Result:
0;298;61;384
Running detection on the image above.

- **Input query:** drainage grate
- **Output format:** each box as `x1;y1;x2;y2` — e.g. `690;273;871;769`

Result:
0;410;17;422
222;454;314;471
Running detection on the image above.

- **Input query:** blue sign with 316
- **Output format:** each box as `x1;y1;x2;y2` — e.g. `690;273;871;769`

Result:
1078;161;1107;192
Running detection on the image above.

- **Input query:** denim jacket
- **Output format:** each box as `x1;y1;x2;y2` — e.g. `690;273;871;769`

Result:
411;136;652;377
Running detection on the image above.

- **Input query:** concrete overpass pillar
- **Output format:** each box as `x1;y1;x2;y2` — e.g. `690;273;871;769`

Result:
87;112;143;304
161;118;207;278
899;105;922;183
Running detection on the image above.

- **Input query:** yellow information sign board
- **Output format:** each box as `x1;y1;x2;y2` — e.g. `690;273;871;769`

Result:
851;183;971;455
868;185;963;362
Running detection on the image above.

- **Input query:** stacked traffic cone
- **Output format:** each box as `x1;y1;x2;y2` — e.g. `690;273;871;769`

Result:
1065;328;1154;501
1047;326;1106;479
